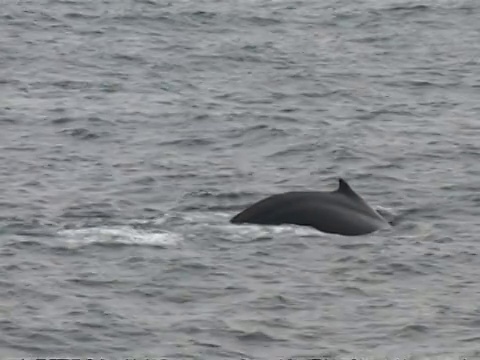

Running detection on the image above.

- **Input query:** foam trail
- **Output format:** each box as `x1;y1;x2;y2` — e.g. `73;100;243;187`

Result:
57;226;183;248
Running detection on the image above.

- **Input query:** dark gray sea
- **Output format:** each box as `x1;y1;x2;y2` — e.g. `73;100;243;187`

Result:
1;0;480;359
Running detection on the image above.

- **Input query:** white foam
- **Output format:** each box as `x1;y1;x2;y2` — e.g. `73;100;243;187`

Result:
223;221;322;240
57;226;183;248
374;205;397;217
172;210;324;239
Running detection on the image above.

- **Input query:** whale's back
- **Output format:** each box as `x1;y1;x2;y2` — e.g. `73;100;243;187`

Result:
230;179;390;236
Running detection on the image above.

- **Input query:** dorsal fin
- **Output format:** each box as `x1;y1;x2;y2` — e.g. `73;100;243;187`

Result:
336;178;358;198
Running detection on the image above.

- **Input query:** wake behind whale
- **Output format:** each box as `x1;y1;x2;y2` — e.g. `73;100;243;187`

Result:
230;178;391;236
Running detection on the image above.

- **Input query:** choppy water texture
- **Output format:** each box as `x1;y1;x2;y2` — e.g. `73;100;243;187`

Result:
1;0;480;358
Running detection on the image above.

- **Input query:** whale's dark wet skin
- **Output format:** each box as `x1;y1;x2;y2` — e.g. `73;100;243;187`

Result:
230;178;390;236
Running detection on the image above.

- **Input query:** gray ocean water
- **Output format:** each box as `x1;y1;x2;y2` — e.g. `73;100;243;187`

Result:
1;0;480;358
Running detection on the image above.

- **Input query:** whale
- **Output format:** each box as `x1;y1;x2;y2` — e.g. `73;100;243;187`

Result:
230;178;390;236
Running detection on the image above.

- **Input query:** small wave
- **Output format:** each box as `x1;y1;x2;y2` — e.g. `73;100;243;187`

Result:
385;4;430;13
461;336;480;343
243;16;282;26
341;286;368;297
336;241;375;250
51;117;75;125
185;189;259;200
189;11;217;19
51;79;92;90
236;330;281;343
57;226;183;248
60;128;102;140
157;137;213;147
64;12;99;20
395;324;430;337
388;262;425;275
267;142;322;158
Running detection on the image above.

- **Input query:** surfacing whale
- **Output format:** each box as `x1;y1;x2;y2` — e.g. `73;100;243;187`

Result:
230;178;390;236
